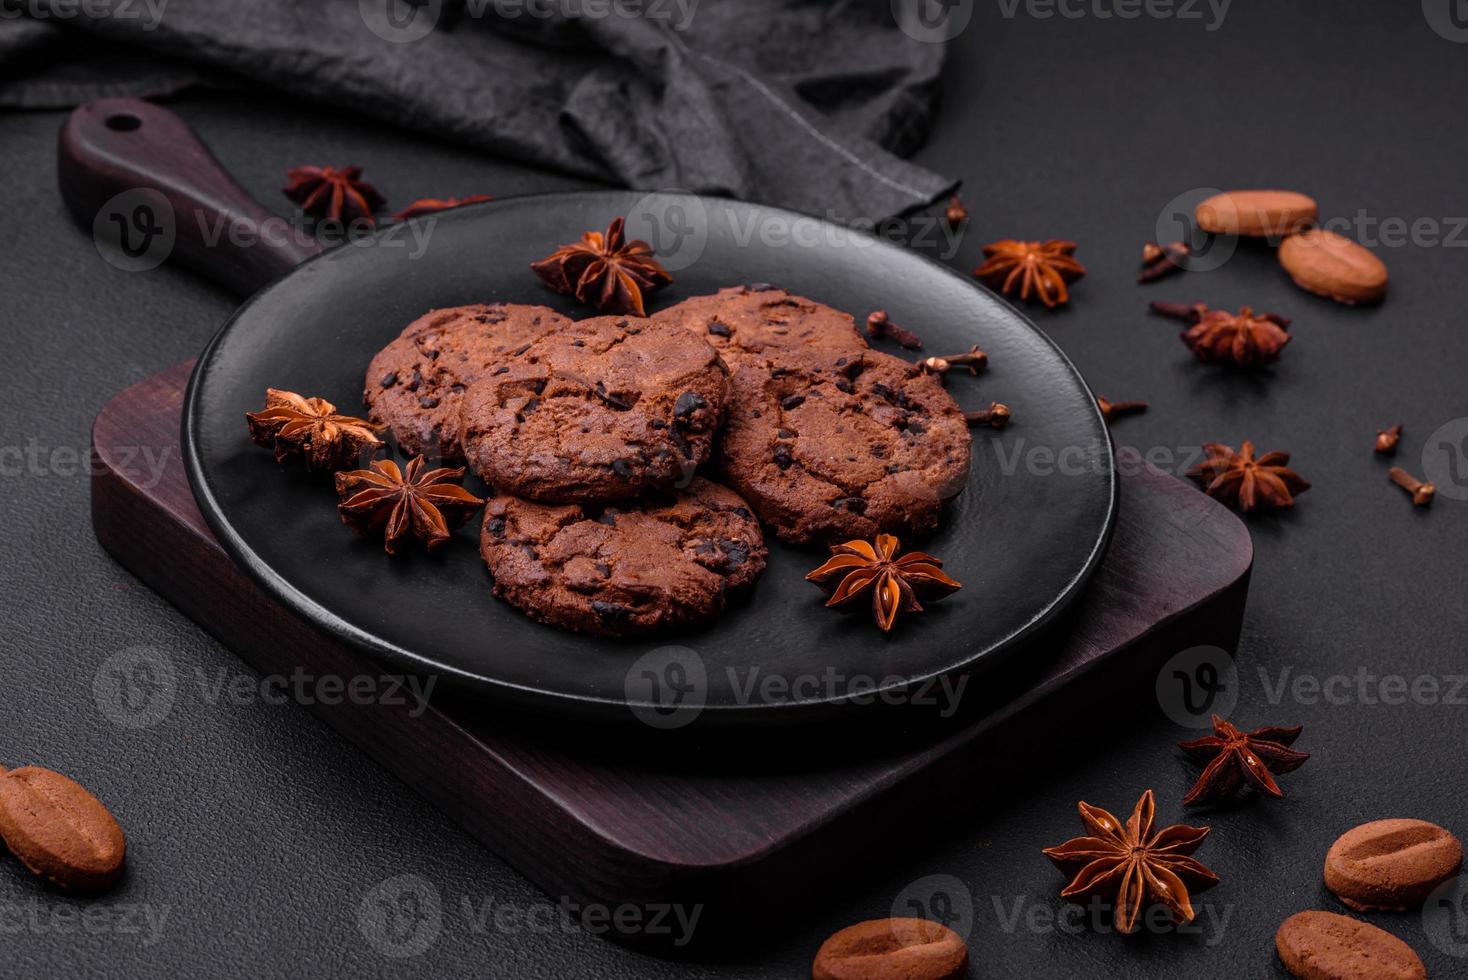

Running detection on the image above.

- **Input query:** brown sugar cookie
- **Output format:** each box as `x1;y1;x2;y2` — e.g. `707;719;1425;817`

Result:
0;766;126;893
1275;910;1425;980
1278;228;1389;305
718;349;971;544
459;315;728;503
811;918;968;980
364;303;572;461
1324;818;1462;912
479;477;766;637
660;285;868;369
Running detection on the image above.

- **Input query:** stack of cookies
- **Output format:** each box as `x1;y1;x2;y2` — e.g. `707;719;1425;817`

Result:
363;285;973;637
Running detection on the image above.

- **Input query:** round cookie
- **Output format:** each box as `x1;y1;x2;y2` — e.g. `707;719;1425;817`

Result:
459;315;728;502
718;349;971;544
660;285;868;368
364;303;571;461
479;477;767;637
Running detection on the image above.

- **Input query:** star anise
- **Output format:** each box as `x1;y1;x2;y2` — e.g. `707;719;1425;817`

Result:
530;216;672;317
1177;715;1309;806
805;534;961;632
1042;789;1219;934
334;456;485;555
246;389;384;471
1188;441;1310;513
973;240;1086;308
392;195;492;221
283;165;385;225
1150;301;1291;366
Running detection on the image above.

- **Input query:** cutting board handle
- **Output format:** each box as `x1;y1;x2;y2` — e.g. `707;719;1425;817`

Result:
58;97;324;296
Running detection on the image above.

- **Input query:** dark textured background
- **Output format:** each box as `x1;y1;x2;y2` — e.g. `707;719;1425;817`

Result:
4;2;1467;977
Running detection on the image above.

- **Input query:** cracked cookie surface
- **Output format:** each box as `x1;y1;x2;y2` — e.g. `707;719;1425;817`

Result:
660;285;868;369
479;477;767;637
459;315;728;503
364;304;572;461
719;349;972;544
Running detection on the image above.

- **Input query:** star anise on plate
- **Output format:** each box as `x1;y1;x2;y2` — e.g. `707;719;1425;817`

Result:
530;216;672;317
334;456;485;555
805;534;961;632
1177;714;1309;806
973;240;1086;308
246;389;384;471
1188;441;1310;513
1150;301;1291;366
283;165;385;225
392;195;493;221
1042;789;1219;935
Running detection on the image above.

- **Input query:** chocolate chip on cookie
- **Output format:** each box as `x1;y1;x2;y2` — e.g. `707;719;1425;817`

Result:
459;316;729;502
479;478;766;636
660;285;868;370
718;349;971;544
364;304;571;461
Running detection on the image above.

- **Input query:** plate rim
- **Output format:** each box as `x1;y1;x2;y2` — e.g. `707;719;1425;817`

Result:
182;190;1119;720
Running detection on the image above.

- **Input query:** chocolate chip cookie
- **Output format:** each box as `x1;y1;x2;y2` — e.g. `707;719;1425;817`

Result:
661;285;868;368
479;477;767;637
719;349;971;544
458;315;728;502
364;303;571;460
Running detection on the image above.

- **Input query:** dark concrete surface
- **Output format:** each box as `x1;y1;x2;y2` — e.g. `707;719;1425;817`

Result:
3;2;1466;976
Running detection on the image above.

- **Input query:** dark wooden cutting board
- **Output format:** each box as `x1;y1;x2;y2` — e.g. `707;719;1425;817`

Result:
91;360;1252;953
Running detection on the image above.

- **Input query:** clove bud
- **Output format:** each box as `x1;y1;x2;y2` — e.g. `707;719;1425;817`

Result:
1388;467;1435;507
866;310;924;350
945;195;969;228
1097;396;1149;424
1139;241;1190;283
918;345;988;378
1148;300;1210;325
1148;300;1291;329
965;402;1011;429
1374;424;1402;455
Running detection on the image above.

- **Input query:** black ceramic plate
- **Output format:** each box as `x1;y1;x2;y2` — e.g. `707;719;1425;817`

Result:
184;192;1116;726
